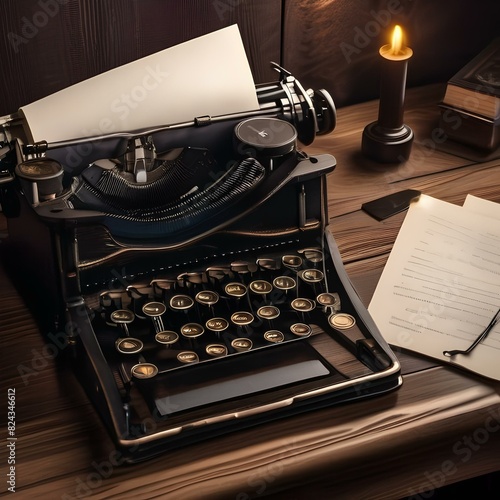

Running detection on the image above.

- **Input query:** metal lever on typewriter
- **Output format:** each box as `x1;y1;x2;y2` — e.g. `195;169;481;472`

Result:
124;135;156;183
256;62;337;145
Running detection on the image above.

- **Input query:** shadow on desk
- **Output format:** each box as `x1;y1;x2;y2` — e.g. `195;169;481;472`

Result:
402;471;500;499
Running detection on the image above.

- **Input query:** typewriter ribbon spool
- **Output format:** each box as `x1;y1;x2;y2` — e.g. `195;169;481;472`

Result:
234;117;298;169
14;158;64;205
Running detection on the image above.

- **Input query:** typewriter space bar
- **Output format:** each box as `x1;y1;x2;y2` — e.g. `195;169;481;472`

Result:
154;344;331;417
155;361;329;416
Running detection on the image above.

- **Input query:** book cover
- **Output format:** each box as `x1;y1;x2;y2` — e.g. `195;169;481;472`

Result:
443;38;500;119
439;104;500;151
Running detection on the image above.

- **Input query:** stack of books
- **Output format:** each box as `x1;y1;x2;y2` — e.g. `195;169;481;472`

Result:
439;38;500;151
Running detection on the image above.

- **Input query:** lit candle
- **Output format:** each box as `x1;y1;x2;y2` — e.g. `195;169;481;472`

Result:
377;25;413;130
361;25;414;163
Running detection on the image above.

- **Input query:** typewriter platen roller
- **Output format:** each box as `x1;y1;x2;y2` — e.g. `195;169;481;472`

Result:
0;57;401;461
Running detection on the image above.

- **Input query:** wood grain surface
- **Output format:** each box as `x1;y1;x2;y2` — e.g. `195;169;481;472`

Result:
1;84;500;499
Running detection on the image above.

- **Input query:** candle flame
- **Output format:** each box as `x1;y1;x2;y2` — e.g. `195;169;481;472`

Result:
390;25;403;55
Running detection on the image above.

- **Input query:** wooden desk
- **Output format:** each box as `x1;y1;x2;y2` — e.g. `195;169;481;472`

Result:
2;84;500;499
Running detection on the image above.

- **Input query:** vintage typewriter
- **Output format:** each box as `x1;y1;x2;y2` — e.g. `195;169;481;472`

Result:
0;32;401;462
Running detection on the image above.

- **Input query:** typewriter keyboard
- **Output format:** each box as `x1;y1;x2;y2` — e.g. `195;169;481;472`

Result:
89;247;361;385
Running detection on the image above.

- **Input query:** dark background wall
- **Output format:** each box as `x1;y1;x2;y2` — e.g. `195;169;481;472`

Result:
282;0;500;107
0;0;282;116
0;0;499;117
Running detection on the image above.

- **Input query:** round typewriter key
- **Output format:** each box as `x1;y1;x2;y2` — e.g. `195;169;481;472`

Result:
328;313;356;330
231;338;253;352
195;290;219;306
150;278;176;301
291;298;316;313
317;292;340;308
177;351;199;364
206;266;228;283
300;269;324;283
170;294;194;310
100;290;124;311
206;317;229;333
256;257;279;271
264;330;285;343
282;255;303;269
131;363;158;379
110;309;135;324
143;301;166;333
301;248;323;264
206;343;228;357
257;305;280;320
230;260;248;273
231;260;258;274
115;337;144;354
273;276;296;290
142;301;166;317
249;280;273;295
177;271;203;286
230;311;254;326
180;322;204;338
225;282;247;298
290;323;312;337
110;309;135;336
155;330;179;346
127;284;153;318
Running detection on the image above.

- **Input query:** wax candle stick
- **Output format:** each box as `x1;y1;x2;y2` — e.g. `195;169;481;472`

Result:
378;25;413;129
362;25;414;163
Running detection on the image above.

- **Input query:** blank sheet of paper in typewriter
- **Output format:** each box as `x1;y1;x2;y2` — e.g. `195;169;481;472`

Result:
19;25;259;144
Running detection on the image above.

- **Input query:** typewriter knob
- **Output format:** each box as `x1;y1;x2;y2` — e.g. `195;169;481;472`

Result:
295;88;337;145
234;117;297;166
312;89;337;136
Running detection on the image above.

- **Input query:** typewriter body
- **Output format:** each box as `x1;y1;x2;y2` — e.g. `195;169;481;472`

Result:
0;41;401;461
